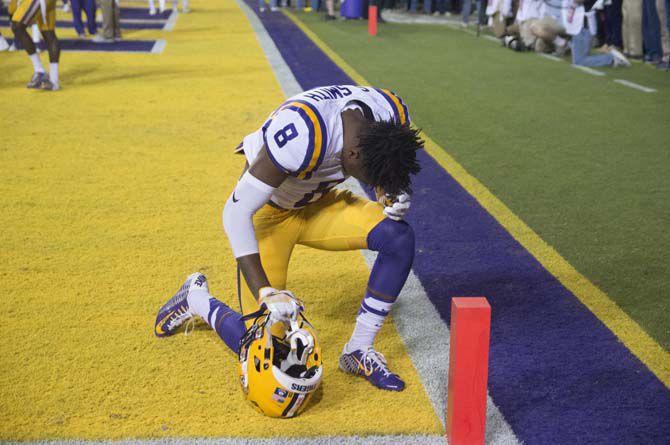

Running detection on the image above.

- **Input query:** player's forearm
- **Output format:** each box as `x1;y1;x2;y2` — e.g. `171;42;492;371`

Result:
222;171;274;255
236;254;271;302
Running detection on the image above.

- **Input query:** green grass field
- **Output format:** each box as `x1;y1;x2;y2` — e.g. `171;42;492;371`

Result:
293;13;670;349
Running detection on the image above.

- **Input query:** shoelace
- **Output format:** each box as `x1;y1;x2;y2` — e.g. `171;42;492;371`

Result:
183;316;195;336
166;309;195;334
360;348;392;377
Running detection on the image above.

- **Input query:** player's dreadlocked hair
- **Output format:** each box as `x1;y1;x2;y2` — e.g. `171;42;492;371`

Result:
358;120;424;195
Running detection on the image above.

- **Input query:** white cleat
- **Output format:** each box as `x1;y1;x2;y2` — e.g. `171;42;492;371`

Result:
0;36;9;52
610;47;631;67
41;78;61;91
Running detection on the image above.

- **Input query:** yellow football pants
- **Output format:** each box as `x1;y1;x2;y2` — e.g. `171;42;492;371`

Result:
238;188;385;320
12;0;57;31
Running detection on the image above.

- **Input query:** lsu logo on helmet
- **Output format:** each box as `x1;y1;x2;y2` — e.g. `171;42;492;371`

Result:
238;309;323;418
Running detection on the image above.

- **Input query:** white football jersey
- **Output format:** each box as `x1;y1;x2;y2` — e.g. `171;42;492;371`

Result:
516;0;541;22
240;85;410;209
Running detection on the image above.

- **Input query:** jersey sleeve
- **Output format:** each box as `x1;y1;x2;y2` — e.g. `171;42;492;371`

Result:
262;102;328;179
374;88;411;125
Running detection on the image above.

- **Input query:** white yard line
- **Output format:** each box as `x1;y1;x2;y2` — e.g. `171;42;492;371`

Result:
537;53;562;62
613;79;657;93
571;64;606;76
481;34;501;43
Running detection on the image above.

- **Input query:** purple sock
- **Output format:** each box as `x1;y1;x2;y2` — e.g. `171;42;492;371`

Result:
207;299;246;353
347;219;415;350
366;218;415;298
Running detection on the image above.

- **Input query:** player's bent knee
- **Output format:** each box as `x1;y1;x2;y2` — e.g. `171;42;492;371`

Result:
368;218;416;260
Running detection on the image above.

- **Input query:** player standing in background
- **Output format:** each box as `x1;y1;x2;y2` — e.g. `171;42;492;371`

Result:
149;0;189;15
11;0;61;90
155;85;423;393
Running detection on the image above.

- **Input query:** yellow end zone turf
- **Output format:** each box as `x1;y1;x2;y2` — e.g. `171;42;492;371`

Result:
0;0;441;440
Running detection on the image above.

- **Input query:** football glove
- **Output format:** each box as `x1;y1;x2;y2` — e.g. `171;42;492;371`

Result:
378;191;411;221
259;287;304;321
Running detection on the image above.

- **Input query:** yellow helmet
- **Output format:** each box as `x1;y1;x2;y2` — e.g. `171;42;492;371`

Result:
238;309;323;418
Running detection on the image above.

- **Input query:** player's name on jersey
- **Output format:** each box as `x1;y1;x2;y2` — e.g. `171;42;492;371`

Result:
302;85;372;102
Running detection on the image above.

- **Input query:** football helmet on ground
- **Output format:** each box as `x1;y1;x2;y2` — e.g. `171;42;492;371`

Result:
238;309;323;418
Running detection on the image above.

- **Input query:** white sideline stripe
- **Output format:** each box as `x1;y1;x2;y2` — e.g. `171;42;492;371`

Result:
1;435;445;445
613;79;657;93
481;34;500;43
339;179;521;445
237;0;302;97
164;9;179;31
122;18;169;24
571;64;606;76
537;53;562;62
151;39;167;54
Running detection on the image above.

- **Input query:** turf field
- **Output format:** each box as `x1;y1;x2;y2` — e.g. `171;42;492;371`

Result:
0;2;439;440
291;12;670;351
1;1;669;443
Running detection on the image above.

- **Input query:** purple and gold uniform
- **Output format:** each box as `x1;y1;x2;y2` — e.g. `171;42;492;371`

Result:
12;0;57;31
8;0;19;15
235;85;411;316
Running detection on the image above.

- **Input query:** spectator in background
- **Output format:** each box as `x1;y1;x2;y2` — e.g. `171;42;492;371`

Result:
527;0;569;53
410;0;432;14
70;0;97;38
656;0;670;66
259;0;279;12
487;0;515;37
94;0;121;43
622;0;643;56
505;0;543;50
565;0;630;65
642;0;662;61
149;0;189;15
432;0;452;16
148;0;165;15
462;0;473;23
325;0;337;19
604;0;623;48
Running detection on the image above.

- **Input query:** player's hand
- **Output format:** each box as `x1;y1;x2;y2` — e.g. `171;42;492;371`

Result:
379;191;411;221
259;287;304;321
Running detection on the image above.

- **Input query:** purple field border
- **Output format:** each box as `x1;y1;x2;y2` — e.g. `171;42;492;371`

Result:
244;3;670;444
5;38;158;52
0;19;165;30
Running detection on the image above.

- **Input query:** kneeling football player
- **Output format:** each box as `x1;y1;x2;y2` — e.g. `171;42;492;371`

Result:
155;85;423;398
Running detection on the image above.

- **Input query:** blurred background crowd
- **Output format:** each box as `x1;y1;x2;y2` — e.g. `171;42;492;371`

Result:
1;0;668;69
258;0;670;69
